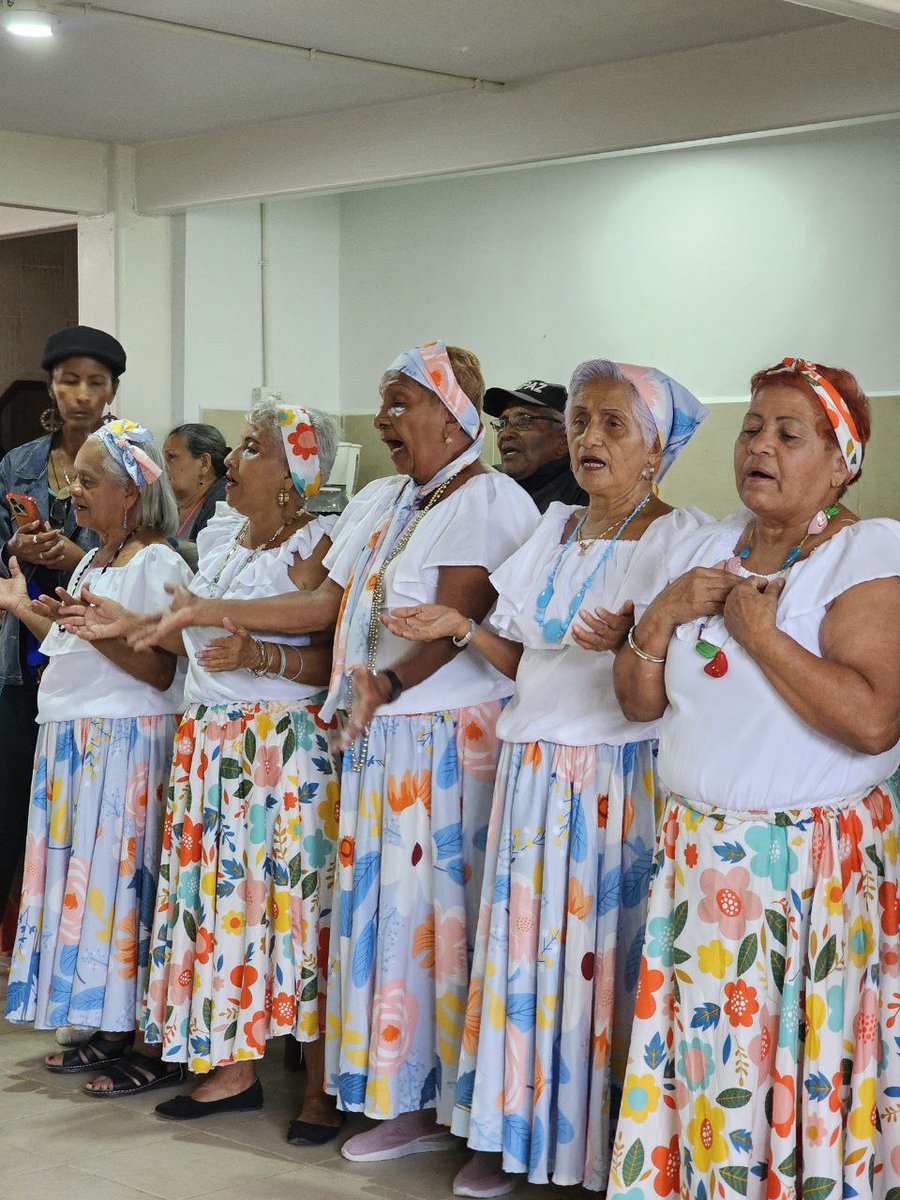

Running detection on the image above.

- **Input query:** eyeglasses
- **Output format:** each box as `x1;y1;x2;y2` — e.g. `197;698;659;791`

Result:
489;413;564;434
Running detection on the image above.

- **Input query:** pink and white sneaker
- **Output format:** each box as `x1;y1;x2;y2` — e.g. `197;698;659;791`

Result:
341;1111;454;1162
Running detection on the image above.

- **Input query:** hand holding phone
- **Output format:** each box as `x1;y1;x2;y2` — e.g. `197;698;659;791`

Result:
7;492;42;529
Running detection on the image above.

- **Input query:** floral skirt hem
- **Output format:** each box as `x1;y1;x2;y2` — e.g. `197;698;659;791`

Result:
5;714;175;1031
609;776;900;1200
451;737;659;1190
142;699;337;1072
325;703;502;1124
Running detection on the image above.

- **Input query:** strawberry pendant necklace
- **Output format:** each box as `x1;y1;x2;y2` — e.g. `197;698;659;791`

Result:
693;505;840;678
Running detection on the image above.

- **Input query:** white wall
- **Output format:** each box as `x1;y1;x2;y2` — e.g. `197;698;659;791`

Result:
337;120;900;409
177;119;900;421
180;195;341;422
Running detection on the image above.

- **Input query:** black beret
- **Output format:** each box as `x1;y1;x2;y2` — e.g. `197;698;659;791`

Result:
41;326;126;377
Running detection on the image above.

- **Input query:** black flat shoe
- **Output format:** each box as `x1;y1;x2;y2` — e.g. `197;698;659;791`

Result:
287;1116;344;1146
155;1077;263;1120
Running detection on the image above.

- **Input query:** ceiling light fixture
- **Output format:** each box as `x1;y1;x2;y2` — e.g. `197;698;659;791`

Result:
1;1;59;38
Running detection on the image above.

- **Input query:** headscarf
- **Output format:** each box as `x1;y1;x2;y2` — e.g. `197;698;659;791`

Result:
612;364;708;479
94;419;161;487
276;406;322;499
320;341;484;720
764;357;863;478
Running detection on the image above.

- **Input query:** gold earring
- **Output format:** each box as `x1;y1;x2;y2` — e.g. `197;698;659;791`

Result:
444;435;452;445
278;488;290;507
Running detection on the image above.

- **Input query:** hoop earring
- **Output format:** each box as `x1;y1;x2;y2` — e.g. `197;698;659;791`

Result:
278;488;291;508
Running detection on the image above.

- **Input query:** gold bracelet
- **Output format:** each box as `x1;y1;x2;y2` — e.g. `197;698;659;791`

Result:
627;625;667;664
249;638;270;677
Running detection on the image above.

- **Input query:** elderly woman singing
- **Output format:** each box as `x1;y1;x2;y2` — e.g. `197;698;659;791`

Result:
135;342;538;1157
609;359;900;1200
2;421;190;1091
384;360;708;1195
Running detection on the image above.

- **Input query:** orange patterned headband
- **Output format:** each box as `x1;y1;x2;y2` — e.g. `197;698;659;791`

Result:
766;357;862;478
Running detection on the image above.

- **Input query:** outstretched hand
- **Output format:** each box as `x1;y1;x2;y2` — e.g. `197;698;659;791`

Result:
381;604;468;644
0;556;28;614
129;584;198;650
56;586;139;642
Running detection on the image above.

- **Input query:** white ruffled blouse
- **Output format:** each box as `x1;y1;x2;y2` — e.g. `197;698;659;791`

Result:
182;502;337;706
656;511;900;810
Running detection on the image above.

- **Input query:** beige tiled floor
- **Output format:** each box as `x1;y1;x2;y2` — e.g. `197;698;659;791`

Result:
0;974;564;1200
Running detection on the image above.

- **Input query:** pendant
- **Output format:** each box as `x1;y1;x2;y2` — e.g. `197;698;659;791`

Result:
704;650;729;677
542;618;568;643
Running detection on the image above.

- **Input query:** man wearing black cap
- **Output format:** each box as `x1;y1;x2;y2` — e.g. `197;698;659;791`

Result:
484;379;587;513
0;325;125;952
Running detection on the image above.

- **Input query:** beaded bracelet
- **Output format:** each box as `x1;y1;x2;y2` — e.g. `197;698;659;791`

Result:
626;625;667;664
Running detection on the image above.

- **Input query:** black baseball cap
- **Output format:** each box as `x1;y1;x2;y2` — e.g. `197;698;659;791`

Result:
41;326;127;377
483;379;567;419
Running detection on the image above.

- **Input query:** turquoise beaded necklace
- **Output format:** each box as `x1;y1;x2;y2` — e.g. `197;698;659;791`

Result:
535;491;652;643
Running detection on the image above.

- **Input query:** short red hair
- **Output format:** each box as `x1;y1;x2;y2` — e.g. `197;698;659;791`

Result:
750;361;872;484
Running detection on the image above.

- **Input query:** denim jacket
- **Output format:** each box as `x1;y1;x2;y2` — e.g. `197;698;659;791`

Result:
0;435;98;689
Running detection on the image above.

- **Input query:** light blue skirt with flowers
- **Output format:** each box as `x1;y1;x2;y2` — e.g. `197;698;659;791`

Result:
6;715;175;1031
451;737;660;1189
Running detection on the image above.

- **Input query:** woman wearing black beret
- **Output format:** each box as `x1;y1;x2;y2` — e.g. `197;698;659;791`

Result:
0;325;125;928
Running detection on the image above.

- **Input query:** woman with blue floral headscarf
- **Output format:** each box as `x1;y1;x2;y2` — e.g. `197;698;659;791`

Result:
1;420;191;1087
383;359;709;1195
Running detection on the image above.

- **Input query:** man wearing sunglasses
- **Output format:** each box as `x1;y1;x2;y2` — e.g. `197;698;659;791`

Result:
485;379;587;513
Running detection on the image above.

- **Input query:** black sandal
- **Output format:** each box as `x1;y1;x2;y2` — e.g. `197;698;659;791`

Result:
45;1031;135;1075
83;1052;186;1098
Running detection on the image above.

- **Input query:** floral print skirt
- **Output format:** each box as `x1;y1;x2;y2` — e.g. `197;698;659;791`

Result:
451;737;659;1189
325;702;502;1124
142;699;338;1072
609;779;900;1200
6;714;176;1031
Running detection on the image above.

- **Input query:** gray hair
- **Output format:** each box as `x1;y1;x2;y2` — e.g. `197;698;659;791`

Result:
167;422;229;478
567;359;658;448
246;399;339;486
89;433;179;535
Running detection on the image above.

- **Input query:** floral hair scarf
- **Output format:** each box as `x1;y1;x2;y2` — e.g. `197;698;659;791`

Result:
277;406;322;499
94;418;161;487
613;364;708;480
320;341;485;720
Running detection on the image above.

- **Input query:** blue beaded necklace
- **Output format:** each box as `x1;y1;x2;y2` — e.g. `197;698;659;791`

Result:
535;491;652;643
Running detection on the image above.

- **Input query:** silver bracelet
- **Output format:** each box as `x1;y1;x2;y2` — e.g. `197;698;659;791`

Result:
627;625;667;664
287;649;305;682
451;618;476;648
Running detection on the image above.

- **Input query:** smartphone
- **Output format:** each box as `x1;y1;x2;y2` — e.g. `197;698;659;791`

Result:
6;492;42;529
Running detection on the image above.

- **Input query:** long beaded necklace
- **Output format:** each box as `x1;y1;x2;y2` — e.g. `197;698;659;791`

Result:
694;504;841;678
535;491;652;644
349;473;459;772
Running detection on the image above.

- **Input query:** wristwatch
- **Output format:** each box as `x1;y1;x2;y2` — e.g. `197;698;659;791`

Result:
378;668;404;703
